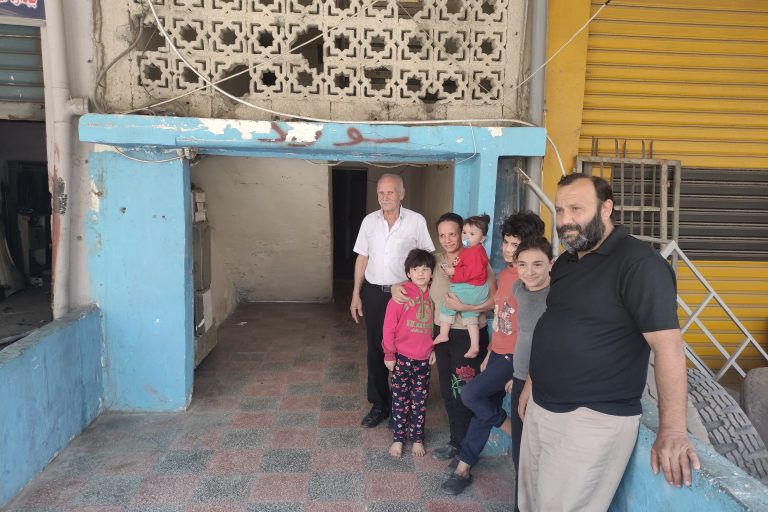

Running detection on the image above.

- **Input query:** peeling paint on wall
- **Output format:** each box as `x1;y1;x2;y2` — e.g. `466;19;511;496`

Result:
55;177;68;215
198;118;272;139
88;180;102;211
488;127;503;137
285;122;324;143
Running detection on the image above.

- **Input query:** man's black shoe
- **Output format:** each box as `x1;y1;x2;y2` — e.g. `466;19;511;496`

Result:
441;472;472;495
361;407;389;428
444;457;460;474
432;443;459;461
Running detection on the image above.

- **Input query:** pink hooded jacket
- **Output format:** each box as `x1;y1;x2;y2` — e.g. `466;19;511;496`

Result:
382;281;434;362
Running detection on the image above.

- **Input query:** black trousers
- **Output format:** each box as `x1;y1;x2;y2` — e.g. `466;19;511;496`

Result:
433;325;489;448
511;376;525;512
362;283;392;410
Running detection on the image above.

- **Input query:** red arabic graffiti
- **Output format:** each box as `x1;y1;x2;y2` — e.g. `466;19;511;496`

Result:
257;122;322;147
333;127;409;147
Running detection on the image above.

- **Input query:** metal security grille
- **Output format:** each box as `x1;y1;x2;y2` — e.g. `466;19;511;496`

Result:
0;23;43;104
575;154;681;248
677;168;768;261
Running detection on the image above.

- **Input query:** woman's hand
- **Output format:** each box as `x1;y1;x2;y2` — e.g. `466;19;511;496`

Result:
428;351;436;365
479;352;491;372
384;359;395;372
518;377;532;421
443;292;467;312
390;283;409;304
504;379;514;394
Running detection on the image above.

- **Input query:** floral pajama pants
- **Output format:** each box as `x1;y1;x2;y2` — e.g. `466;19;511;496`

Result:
390;354;431;443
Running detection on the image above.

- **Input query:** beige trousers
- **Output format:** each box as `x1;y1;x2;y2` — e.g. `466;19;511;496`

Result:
518;398;640;512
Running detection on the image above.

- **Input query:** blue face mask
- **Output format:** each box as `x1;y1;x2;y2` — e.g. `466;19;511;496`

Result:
462;239;471;248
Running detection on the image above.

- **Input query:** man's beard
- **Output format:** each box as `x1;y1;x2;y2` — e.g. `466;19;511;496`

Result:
557;206;605;253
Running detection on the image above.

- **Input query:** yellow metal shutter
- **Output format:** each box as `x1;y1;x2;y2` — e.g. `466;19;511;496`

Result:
581;0;768;169
579;1;768;374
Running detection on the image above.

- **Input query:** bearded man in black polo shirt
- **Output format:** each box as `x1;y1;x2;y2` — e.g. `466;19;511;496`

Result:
517;174;700;512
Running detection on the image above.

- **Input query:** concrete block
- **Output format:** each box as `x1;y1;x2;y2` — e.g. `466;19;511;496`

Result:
194;321;218;367
194;289;213;335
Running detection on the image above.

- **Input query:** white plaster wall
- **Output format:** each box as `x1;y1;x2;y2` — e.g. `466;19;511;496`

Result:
418;164;455;244
191;156;332;310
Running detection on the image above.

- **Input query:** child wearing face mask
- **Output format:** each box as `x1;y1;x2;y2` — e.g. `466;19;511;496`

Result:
433;214;490;359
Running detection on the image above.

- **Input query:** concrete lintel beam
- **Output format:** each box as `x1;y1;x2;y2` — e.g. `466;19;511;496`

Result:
79;114;546;163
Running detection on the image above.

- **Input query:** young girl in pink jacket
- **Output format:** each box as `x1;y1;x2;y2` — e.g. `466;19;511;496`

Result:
382;249;437;458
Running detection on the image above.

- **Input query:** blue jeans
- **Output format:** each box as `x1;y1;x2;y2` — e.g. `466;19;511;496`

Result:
457;351;514;467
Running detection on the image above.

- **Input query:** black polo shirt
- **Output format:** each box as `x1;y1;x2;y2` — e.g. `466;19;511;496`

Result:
529;226;679;416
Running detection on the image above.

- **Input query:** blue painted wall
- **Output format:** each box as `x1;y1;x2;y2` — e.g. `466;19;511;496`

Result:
87;149;194;411
610;401;768;511
0;307;103;507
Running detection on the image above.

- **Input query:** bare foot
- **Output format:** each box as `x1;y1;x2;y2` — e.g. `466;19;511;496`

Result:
412;442;426;457
433;334;449;345
389;442;404;457
463;346;479;358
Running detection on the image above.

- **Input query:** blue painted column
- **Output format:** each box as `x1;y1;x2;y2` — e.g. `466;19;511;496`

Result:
453;155;499;254
87;149;193;411
454;155;512;458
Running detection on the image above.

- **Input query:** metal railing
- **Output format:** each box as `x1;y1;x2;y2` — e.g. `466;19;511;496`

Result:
637;236;768;381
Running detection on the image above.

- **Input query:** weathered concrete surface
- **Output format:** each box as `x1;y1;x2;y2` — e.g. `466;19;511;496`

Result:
0;306;103;508
87;149;194;412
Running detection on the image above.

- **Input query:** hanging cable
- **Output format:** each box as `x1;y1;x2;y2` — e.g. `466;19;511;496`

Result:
123;0;582;176
93;12;145;113
135;0;610;128
515;0;611;92
125;0;377;115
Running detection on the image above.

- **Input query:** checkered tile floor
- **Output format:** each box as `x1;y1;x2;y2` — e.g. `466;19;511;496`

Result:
3;300;515;511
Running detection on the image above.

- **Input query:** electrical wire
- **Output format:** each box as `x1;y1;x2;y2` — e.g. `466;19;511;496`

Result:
126;0;594;174
136;0;609;128
515;0;611;92
123;0;376;115
138;0;528;126
454;124;478;165
93;12;145;113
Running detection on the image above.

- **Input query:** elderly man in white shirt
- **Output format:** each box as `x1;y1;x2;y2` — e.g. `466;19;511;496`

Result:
351;173;435;428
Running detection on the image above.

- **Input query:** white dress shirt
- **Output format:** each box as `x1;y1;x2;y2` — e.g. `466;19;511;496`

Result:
353;207;435;286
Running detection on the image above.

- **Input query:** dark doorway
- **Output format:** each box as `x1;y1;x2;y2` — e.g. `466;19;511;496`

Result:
0;160;52;343
332;168;367;280
4;161;51;283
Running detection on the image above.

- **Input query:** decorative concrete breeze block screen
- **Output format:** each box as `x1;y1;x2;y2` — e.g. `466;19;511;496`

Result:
125;0;519;111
